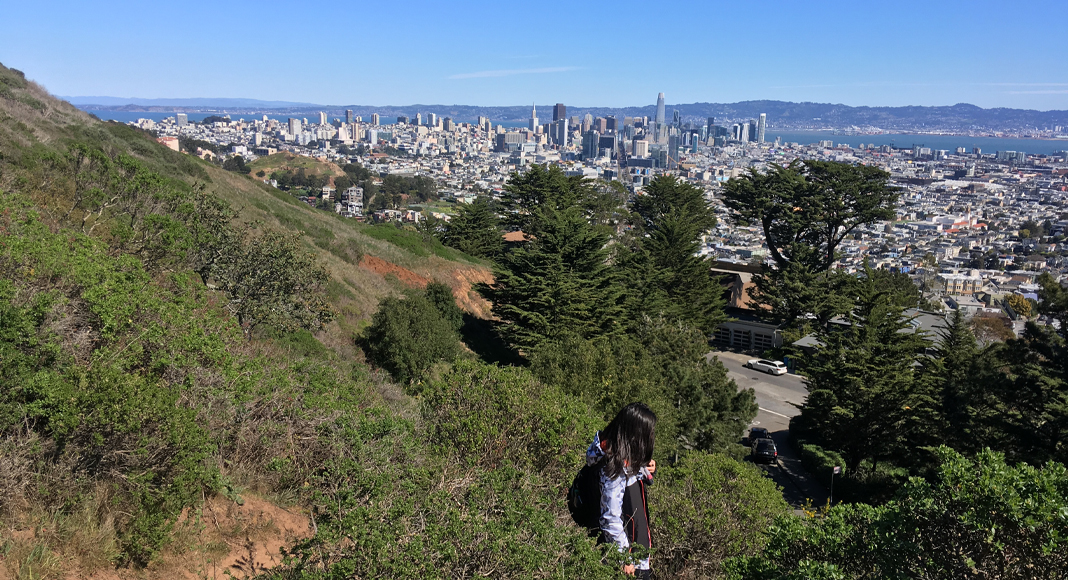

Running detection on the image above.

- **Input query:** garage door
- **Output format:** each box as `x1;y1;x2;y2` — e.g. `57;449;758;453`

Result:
712;327;731;345
753;333;774;352
732;330;751;349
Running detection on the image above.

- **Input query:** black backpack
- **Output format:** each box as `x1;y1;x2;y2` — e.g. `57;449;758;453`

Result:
567;461;603;532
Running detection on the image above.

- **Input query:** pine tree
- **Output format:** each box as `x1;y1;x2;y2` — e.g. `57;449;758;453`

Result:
440;197;502;259
482;165;624;352
622;176;726;334
973;273;1068;466
796;268;935;471
933;310;982;452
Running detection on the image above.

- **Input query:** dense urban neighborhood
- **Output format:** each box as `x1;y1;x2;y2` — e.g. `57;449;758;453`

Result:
136;102;1068;343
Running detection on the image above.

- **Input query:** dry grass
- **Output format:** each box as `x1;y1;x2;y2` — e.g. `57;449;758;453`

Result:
1;488;120;580
0;489;312;580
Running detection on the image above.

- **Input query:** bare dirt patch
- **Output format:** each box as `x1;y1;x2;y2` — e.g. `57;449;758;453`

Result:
448;267;495;318
359;255;431;288
40;495;312;580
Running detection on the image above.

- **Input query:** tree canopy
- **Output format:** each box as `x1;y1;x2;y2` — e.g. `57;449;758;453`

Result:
722;161;900;329
620;175;726;334
792;268;935;472
722;160;899;272
440;197;502;259
482;165;624;352
726;448;1068;580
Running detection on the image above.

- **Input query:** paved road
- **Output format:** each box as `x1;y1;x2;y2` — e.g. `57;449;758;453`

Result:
707;350;830;508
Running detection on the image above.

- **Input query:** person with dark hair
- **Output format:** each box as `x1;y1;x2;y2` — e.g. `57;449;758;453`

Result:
586;402;657;578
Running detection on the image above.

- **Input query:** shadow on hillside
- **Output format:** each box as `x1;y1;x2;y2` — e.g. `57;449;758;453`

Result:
460;314;525;366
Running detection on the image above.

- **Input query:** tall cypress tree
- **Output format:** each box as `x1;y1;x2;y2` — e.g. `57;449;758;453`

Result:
796;268;935;471
621;175;725;334
482;165;624;353
440;197;502;259
933;310;982;452
972;272;1068;466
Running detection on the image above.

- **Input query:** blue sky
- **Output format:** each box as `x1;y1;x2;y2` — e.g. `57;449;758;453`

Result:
2;0;1066;110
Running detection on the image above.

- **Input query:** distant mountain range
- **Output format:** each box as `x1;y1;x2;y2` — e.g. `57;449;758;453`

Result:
68;97;1068;133
63;96;317;108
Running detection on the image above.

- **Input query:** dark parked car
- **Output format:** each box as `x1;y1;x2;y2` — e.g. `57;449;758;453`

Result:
748;427;770;442
751;438;778;464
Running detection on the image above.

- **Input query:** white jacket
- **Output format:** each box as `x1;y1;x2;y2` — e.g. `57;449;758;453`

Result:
585;432;653;570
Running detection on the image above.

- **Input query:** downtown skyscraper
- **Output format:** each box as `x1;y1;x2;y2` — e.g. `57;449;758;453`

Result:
653;93;666;144
553;103;566;123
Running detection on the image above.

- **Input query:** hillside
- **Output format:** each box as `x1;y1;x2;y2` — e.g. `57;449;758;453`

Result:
246;151;344;182
0;61;792;579
6;61;1067;580
0;63;492;343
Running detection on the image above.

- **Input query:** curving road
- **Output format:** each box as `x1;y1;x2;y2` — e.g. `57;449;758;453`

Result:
708;350;830;508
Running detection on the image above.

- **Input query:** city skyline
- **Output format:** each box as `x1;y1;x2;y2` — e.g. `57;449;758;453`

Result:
2;0;1066;110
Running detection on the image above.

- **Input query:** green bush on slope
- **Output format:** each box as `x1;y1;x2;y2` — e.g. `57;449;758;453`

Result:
725;448;1068;580
0;192;224;564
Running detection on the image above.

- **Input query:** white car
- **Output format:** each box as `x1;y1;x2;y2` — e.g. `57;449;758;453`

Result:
746;359;787;375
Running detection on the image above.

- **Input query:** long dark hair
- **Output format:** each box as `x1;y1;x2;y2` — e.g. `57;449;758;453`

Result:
600;402;657;479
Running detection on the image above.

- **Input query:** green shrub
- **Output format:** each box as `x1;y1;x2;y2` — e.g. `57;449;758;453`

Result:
421;360;601;474
794;439;846;490
280;360;616;579
424;281;463;330
0;195;222;564
725;448;1068;579
653;452;790;579
363;293;461;385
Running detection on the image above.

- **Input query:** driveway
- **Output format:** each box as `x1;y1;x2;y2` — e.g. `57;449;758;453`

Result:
708;350;830;508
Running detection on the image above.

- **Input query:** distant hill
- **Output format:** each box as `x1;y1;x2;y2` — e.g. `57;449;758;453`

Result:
71;98;1068;132
63;96;317;108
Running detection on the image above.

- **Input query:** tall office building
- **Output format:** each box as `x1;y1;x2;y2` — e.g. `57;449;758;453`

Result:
415;113;422;126
732;123;749;142
707;117;715;133
442;117;454;132
632;139;649;157
655;93;665;126
319;111;327;125
529;103;539;131
553;103;566;123
667;134;680;169
606;116;617;132
288;118;301;136
552;119;569;147
428;113;438;127
757;113;766;143
371;113;380;126
748;120;758;143
582;130;600;159
346;110;354;124
176;113;188;127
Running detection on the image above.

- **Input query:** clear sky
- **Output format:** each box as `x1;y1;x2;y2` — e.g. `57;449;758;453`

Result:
2;0;1066;110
